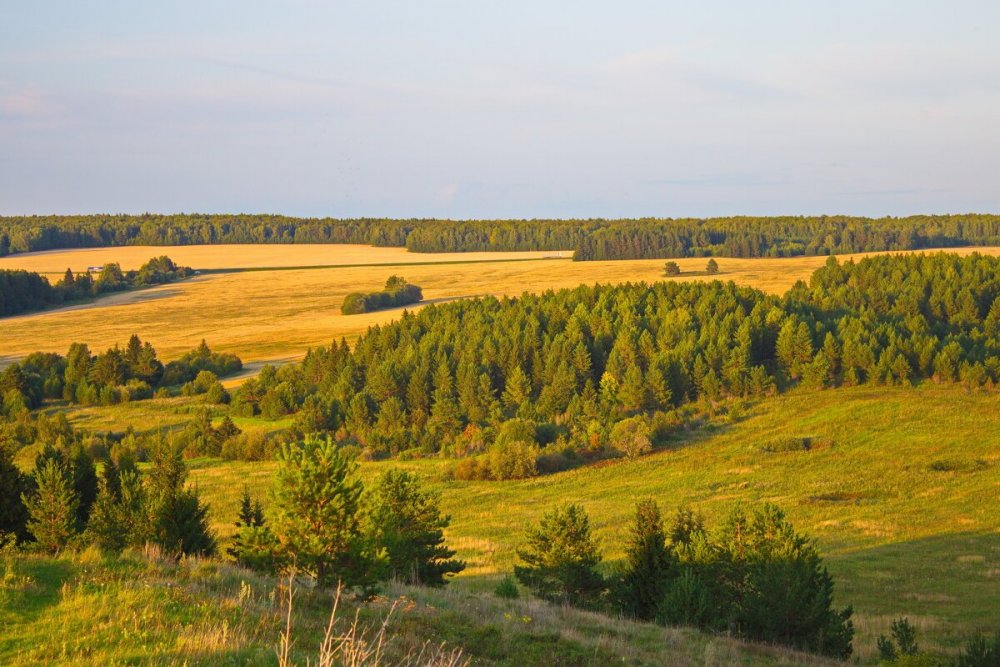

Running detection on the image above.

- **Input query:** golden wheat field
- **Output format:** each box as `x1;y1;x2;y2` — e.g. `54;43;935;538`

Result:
3;244;1000;368
0;243;568;274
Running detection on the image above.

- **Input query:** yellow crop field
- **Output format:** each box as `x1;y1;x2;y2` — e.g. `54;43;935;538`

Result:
0;243;567;273
3;245;999;368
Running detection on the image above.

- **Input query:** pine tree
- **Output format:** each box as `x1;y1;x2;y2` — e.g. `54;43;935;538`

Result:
271;435;372;586
24;460;78;554
365;469;465;586
618;499;674;620
514;503;605;608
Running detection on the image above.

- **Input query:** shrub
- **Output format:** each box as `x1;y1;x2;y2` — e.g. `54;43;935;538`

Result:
486;440;538;480
494;575;520;599
878;618;920;661
451;458;486;481
956;632;1000;667
609;417;653;459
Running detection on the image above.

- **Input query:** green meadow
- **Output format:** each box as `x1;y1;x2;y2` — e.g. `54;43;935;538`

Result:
182;383;1000;661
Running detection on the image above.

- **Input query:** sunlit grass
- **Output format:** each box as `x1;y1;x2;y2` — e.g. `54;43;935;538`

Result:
187;383;1000;660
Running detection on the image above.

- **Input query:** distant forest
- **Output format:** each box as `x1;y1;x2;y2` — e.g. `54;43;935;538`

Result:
3;213;1000;260
227;252;1000;468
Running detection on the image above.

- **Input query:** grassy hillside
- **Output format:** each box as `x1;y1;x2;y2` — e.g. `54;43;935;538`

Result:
0;548;838;666
187;384;1000;661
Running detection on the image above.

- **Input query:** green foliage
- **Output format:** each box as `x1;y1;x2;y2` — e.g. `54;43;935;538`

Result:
161;339;242;386
152;489;217;557
271;434;372;586
514;503;605;608
879;618;920;661
485;440;539;480
663;261;681;276
87;470;150;552
618;499;673;620
231;253;1000;466
705;258;719;274
0;255;192;317
493;574;520;599
609;417;653;459
147;442;216;557
6;213;1000;261
24;460;78;554
342;276;423;314
364;468;465;586
0;445;31;541
955;632;1000;667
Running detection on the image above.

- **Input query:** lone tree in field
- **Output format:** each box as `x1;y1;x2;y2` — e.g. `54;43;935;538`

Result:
514;503;605;608
271;435;372;586
663;261;681;276
618;499;674;621
24;459;78;554
705;258;719;274
364;468;465;586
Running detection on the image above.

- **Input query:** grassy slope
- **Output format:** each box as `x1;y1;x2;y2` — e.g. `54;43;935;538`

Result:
0;549;837;666
186;384;1000;661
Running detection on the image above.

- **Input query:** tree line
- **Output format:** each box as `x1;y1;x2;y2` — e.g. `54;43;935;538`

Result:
0;255;192;317
341;276;423;315
228;252;998;472
4;213;1000;260
510;500;853;658
0;336;241;414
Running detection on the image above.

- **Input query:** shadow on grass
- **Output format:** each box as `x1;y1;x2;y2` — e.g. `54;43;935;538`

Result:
827;531;1000;650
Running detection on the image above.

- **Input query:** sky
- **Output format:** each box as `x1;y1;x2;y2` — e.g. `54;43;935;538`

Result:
2;1;999;219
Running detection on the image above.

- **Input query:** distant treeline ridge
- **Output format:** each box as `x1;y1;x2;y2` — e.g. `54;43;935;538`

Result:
3;213;1000;260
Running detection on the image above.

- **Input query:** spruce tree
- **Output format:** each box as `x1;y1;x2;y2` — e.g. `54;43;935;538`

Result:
365;469;464;586
619;499;673;620
147;442;216;557
87;470;149;552
25;460;78;554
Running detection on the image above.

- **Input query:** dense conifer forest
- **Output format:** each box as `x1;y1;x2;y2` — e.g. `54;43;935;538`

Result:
3;213;1000;260
226;253;999;468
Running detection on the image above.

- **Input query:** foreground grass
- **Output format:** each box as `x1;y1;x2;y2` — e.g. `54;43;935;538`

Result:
0;549;837;666
187;383;1000;661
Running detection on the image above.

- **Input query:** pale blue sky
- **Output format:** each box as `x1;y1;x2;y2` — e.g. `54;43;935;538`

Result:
2;1;999;218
